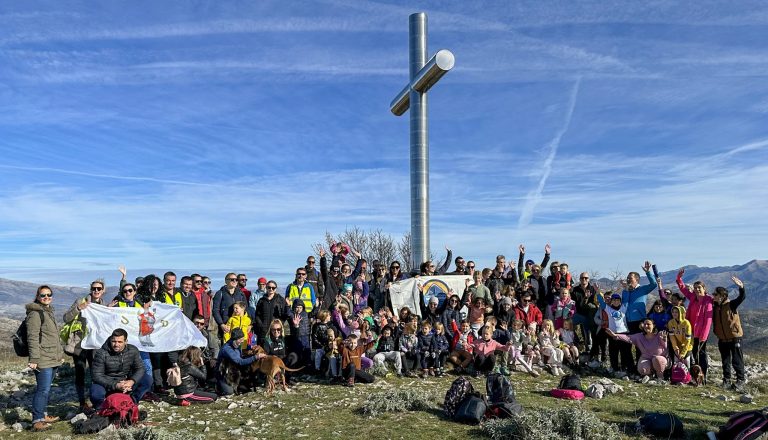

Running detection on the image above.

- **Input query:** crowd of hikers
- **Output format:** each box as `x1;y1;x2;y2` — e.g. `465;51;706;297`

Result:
22;243;749;432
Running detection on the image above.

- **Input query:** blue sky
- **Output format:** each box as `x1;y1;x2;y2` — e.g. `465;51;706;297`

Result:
1;1;767;288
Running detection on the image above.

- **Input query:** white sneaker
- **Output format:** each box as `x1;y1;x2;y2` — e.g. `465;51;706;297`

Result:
641;375;650;384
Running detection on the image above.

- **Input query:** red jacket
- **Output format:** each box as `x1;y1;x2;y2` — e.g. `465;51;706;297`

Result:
514;304;543;328
193;287;212;323
450;320;475;352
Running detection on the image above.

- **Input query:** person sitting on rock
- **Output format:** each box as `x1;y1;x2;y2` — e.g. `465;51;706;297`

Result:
90;328;153;409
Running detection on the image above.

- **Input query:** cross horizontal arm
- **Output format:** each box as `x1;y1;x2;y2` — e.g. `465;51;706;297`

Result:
390;49;455;116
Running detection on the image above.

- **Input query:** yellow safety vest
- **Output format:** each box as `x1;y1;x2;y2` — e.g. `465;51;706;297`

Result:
117;301;143;308
287;284;314;312
163;291;183;308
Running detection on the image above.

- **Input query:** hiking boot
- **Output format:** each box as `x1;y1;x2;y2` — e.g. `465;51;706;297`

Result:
43;415;60;423
343;378;355;388
733;380;747;392
721;379;732;389
142;392;161;402
31;421;52;432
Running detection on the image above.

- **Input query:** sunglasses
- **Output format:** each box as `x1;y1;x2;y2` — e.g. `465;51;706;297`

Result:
307;260;315;264
467;265;475;269
203;281;211;284
227;278;237;282
39;293;53;298
581;277;589;280
238;278;247;282
194;280;203;284
91;286;104;292
267;286;277;290
271;328;282;332
122;288;135;294
390;266;400;269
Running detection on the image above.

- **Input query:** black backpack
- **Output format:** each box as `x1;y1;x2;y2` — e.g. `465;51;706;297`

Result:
73;415;110;434
715;408;768;440
558;373;583;391
12;310;42;358
639;412;685;438
444;376;475;418
454;393;487;424
485;373;522;418
486;373;516;404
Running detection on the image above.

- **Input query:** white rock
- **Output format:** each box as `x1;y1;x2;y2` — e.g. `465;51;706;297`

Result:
204;427;210;432
227;402;238;409
70;413;88;424
11;423;23;432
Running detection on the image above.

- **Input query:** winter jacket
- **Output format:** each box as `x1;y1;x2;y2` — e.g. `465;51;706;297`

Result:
551;297;576;329
648;309;671;333
216;340;257;368
553;272;573;292
399;334;418;354
254;294;287;339
676;274;713;340
464;283;493;307
450;321;475;352
288;299;311;351
416;332;435;353
25;302;63;369
224;315;252;345
517;250;550;281
179;292;199;320
63;295;104;354
441;301;463;341
320;255;343;306
351;280;369;315
305;265;324;303
92;342;145;392
433;333;450;353
312;321;331;350
174;361;207;396
622;271;658;323
572;283;600;318
513;303;543;328
713;286;746;341
212;286;247;327
666;305;693;358
492;328;511;345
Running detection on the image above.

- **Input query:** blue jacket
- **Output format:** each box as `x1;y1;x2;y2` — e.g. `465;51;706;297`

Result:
217;340;255;367
212;286;247;327
622;271;658;323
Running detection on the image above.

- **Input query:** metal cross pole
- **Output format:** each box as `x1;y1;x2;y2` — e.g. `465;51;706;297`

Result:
390;12;454;271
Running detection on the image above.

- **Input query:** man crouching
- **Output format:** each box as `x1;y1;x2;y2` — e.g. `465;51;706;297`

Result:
90;328;153;408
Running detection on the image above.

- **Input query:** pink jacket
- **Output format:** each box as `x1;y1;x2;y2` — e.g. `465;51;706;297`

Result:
676;274;712;340
471;338;504;356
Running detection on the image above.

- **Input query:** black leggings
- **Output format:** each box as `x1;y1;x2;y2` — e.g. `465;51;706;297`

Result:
73;349;93;405
693;338;709;378
608;337;633;372
343;364;375;384
474;353;495;373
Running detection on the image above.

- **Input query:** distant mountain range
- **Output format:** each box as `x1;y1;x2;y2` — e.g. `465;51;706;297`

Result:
1;260;766;320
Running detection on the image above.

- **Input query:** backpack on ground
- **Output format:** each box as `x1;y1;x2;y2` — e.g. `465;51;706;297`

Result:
454;393;487;424
558;374;583;391
639;412;685;438
12;310;43;358
486;373;516;404
670;361;691;385
444;376;475;418
98;392;139;427
485;373;522;418
714;408;768;440
73;415;110;434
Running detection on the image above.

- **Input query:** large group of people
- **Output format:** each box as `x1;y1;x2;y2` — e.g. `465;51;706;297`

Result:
23;243;749;432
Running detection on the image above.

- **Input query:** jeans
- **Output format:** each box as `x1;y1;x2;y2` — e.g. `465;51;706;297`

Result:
32;367;58;423
90;375;153;409
139;352;153;388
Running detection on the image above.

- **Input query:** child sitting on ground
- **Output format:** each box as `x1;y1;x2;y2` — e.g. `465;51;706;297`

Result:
449;321;474;374
471;325;506;376
341;334;375;387
558;318;580;367
312;310;332;373
399;322;419;378
539;319;564;376
509;319;539;377
373;326;402;376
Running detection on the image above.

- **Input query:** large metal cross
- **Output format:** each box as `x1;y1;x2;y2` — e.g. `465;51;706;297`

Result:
390;12;454;271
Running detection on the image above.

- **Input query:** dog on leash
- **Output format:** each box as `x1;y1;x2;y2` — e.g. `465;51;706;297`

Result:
246;346;305;396
690;365;705;386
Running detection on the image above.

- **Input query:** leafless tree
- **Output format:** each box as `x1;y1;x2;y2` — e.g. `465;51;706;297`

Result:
607;266;624;293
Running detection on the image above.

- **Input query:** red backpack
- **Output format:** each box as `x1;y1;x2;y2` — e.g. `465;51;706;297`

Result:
98;393;139;427
670;360;691;385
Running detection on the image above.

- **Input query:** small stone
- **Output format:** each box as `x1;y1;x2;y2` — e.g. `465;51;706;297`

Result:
204;427;210;432
11;391;25;400
227;402;238;409
229;428;243;435
70;413;88;424
196;421;206;425
716;394;731;401
11;423;23;432
740;394;754;404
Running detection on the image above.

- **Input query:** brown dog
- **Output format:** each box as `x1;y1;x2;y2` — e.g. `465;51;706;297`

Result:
246;346;304;396
690;365;704;386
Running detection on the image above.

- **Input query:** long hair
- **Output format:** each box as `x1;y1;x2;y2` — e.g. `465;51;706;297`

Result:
137;274;160;304
179;346;203;366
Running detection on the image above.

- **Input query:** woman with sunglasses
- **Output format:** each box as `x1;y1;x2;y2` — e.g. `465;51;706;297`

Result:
26;285;64;432
63;279;107;413
254;280;287;342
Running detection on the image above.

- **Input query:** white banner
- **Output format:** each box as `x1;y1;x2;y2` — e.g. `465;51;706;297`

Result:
389;275;471;318
80;303;207;352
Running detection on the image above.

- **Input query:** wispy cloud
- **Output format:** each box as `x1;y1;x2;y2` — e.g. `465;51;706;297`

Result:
517;77;582;229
